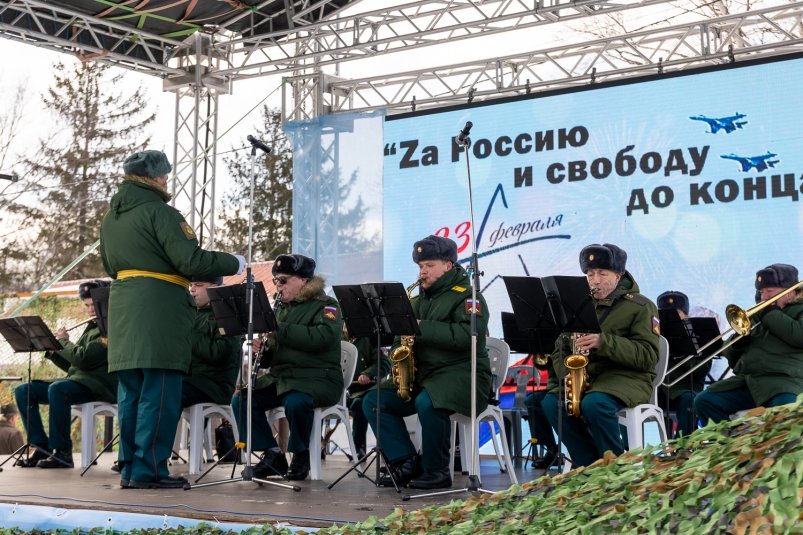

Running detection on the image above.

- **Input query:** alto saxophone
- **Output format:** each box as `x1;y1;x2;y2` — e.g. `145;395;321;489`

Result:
564;332;590;418
390;279;422;401
564;286;599;417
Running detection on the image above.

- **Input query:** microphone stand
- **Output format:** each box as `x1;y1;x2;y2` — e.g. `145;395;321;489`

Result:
187;135;298;492
406;123;495;499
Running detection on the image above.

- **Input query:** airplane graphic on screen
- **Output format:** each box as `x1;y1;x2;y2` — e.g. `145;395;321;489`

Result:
689;113;748;134
720;151;780;172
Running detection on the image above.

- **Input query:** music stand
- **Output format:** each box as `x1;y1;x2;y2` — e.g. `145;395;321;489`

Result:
90;286;110;337
0;316;62;471
186;282;297;492
327;282;419;492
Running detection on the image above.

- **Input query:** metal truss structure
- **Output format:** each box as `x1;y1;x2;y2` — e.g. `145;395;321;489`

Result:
2;0;803;242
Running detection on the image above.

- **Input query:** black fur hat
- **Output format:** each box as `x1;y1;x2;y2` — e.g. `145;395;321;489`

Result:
412;235;458;264
579;243;627;274
755;263;798;290
272;254;316;279
78;280;108;299
191;275;223;286
657;291;690;315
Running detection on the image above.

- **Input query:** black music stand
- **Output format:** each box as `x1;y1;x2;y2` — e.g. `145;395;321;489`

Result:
186;282;296;491
327;282;419;492
0;316;62;471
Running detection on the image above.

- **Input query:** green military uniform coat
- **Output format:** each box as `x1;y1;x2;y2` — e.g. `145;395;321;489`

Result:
184;307;241;405
389;266;492;416
708;296;803;405
47;322;117;402
256;276;344;407
100;180;239;373
547;271;659;408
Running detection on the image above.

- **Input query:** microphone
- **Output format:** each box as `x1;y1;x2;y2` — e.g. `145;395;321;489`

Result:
0;173;18;182
455;121;473;146
247;135;271;154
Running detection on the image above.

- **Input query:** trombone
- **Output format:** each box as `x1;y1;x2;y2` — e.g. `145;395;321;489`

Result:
663;280;802;388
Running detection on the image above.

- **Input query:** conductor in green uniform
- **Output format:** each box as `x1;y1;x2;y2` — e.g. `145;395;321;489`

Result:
542;243;659;467
100;150;242;489
182;275;242;408
233;254;344;481
363;235;492;490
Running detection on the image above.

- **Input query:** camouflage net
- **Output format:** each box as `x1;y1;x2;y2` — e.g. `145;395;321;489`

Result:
310;396;802;535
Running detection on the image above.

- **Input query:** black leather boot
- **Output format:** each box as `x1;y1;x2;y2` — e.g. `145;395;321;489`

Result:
284;450;310;481
37;450;74;469
253;449;289;478
378;454;422;487
408;467;452;490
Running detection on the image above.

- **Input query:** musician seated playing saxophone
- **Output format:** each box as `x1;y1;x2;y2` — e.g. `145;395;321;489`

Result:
656;291;711;437
14;280;118;469
363;235;491;490
541;243;659;467
694;263;803;424
231;254;343;481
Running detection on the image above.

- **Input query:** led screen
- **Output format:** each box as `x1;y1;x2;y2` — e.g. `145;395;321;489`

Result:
383;54;803;342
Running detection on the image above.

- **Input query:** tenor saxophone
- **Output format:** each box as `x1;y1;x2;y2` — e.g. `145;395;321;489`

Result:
390;279;422;401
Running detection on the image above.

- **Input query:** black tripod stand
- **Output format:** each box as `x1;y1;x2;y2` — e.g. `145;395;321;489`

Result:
0;316;62;471
327;282;419;492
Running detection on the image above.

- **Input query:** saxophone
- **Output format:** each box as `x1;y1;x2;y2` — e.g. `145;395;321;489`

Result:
564;332;590;418
564;286;599;417
390;279;422;401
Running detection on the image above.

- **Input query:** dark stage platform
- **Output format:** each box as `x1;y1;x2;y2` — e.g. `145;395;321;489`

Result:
0;452;547;531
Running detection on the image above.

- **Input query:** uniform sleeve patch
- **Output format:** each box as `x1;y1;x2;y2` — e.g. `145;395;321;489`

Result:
451;285;467;293
180;221;197;240
323;305;339;321
465;299;481;315
651;315;661;336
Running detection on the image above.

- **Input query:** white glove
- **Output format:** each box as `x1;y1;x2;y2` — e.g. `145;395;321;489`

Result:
234;254;246;275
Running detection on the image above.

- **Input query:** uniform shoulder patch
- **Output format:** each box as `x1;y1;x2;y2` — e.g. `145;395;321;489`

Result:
322;305;339;321
651;315;661;336
451;285;467;293
179;221;196;240
623;293;650;306
465;298;481;315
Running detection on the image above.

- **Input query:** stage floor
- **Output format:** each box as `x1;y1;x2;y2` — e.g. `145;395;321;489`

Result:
0;452;547;531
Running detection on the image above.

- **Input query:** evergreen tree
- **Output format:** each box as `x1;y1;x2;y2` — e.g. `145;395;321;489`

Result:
5;60;155;288
218;106;293;259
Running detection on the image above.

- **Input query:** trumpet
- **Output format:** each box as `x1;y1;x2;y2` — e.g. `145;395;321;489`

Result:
663;280;802;387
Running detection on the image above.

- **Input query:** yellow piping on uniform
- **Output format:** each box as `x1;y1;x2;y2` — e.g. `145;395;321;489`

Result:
117;270;190;288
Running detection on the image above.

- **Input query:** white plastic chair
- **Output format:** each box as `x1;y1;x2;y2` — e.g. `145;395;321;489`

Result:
71;402;117;469
179;403;240;475
617;336;670;449
449;337;518;485
267;341;359;480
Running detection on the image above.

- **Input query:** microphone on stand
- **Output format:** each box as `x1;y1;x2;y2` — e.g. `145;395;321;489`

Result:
247;135;271;154
455;121;473;146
